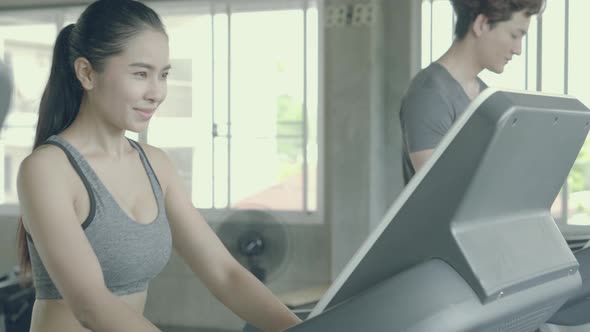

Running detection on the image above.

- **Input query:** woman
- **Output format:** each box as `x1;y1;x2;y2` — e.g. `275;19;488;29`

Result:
15;0;301;331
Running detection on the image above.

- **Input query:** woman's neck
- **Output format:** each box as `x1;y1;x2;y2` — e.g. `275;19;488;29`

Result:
59;97;130;159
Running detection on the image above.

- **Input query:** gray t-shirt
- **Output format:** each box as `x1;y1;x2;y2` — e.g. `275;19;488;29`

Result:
399;62;486;183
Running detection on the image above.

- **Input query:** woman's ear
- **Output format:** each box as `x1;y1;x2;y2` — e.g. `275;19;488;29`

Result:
73;57;95;90
472;13;491;38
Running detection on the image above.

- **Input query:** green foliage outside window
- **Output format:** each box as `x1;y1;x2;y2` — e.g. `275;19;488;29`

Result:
276;95;303;181
568;137;590;215
568;138;590;193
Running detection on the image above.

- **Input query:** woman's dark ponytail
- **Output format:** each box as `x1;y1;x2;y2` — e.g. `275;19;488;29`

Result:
34;23;81;149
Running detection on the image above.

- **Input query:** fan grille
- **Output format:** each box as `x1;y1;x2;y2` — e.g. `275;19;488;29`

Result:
216;210;290;283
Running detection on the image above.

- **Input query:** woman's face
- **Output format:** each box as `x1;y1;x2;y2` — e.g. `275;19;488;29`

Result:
88;29;170;133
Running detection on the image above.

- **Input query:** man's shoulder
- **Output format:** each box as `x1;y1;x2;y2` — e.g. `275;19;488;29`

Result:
400;64;457;122
402;66;449;110
407;63;450;94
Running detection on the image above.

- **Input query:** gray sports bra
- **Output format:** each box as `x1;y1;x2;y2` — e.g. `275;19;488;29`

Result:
27;135;172;299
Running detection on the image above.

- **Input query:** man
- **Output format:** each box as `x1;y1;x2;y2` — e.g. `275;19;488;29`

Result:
400;0;545;184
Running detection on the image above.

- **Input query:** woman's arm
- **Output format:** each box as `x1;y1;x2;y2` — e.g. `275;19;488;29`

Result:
17;148;162;332
152;147;301;332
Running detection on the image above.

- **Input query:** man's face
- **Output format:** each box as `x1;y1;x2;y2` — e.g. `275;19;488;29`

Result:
476;10;531;74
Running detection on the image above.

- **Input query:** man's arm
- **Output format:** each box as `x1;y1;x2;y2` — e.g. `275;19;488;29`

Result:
401;87;453;176
409;149;434;172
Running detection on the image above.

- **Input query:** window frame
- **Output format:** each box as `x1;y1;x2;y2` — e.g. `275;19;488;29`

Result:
0;0;326;225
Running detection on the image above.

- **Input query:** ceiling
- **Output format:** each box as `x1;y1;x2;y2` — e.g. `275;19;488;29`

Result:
0;0;181;10
0;0;94;10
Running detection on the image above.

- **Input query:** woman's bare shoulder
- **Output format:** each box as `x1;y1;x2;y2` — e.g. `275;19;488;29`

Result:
17;144;79;230
18;143;75;189
135;142;171;168
134;142;176;187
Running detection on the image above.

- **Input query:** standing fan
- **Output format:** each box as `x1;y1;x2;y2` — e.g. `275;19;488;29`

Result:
216;210;290;283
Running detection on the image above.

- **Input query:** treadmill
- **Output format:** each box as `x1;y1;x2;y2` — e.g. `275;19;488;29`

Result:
271;89;590;332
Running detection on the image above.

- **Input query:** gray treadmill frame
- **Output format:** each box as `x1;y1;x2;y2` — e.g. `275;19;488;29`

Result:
295;89;589;331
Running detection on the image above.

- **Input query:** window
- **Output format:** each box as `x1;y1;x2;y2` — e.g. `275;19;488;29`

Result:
0;1;322;222
150;2;321;221
0;11;56;204
421;0;590;226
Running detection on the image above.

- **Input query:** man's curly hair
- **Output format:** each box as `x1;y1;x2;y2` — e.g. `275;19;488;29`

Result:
451;0;546;39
